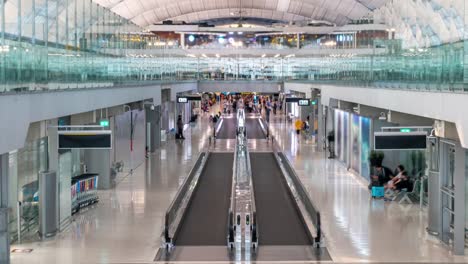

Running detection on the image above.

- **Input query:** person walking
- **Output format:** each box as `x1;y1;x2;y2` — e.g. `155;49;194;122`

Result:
176;115;185;140
294;119;303;135
265;103;271;123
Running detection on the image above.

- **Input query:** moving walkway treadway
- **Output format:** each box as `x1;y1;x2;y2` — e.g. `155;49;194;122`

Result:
174;153;233;245
155;151;234;262
245;116;267;139
250;152;312;245
216;116;237;139
246;151;331;261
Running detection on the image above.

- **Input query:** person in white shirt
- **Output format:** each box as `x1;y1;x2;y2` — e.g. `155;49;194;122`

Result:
386;165;405;189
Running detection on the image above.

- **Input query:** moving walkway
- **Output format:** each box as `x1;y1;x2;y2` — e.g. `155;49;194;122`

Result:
156;109;327;262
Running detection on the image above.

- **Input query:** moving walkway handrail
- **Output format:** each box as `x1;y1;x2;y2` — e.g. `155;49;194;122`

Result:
245;142;258;247
227;140;238;248
163;152;207;247
271;136;323;246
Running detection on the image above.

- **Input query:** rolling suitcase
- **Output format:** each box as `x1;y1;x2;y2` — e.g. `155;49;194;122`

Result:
371;186;385;198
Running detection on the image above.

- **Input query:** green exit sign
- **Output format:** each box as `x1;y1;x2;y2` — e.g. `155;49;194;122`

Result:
400;128;411;133
312;100;317;105
100;119;109;127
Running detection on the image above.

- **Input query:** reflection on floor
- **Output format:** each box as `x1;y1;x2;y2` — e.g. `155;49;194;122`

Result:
10;111;468;263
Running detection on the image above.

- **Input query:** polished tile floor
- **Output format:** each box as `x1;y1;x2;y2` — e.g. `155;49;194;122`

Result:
10;110;468;263
267;114;468;263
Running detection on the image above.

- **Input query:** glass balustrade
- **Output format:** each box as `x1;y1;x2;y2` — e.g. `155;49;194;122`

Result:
0;38;465;92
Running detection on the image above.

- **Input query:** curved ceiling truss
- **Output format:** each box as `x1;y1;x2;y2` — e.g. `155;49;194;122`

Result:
93;0;389;27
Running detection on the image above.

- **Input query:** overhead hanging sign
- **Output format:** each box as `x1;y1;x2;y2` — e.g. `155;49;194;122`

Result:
374;131;427;150
177;96;201;103
177;97;188;103
58;130;112;149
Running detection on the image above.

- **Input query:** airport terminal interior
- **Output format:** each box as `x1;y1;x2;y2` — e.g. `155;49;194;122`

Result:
3;0;468;263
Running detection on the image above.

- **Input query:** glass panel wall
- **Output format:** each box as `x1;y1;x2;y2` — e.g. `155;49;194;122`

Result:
8;137;47;242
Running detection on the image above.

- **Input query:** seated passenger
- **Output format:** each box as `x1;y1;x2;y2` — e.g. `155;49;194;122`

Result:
369;164;394;189
394;172;413;191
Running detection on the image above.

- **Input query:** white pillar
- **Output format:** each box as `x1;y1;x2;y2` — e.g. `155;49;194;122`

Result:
0;153;9;264
296;33;300;49
180;33;185;49
47;119;59;172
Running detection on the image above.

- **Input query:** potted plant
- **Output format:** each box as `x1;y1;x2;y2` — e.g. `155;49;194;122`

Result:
369;150;384;167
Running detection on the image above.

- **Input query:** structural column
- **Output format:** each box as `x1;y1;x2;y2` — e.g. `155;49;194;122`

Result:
180;33;185;49
296;33;300;49
0;152;10;264
453;143;466;255
47;120;59;173
145;104;162;152
317;97;325;150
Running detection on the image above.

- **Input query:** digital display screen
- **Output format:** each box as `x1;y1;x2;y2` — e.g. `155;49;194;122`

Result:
298;99;310;106
177;97;188;103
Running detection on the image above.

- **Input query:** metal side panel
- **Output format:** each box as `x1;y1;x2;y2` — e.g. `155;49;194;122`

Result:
162;152;207;243
275;152;322;245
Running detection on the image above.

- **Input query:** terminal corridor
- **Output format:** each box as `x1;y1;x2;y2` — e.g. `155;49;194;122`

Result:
7;111;468;263
2;1;468;262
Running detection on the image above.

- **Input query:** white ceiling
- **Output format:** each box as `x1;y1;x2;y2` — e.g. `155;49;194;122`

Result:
93;0;389;27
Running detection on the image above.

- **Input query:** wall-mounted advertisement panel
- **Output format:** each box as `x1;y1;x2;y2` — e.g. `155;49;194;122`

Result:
360;117;371;180
334;109;372;180
351;114;360;173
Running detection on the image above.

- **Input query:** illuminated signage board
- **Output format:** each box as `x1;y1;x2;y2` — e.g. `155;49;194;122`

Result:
177;97;188;103
298;99;310;106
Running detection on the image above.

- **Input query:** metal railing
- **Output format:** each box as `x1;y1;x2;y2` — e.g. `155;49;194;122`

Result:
163;151;207;249
271;136;323;247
